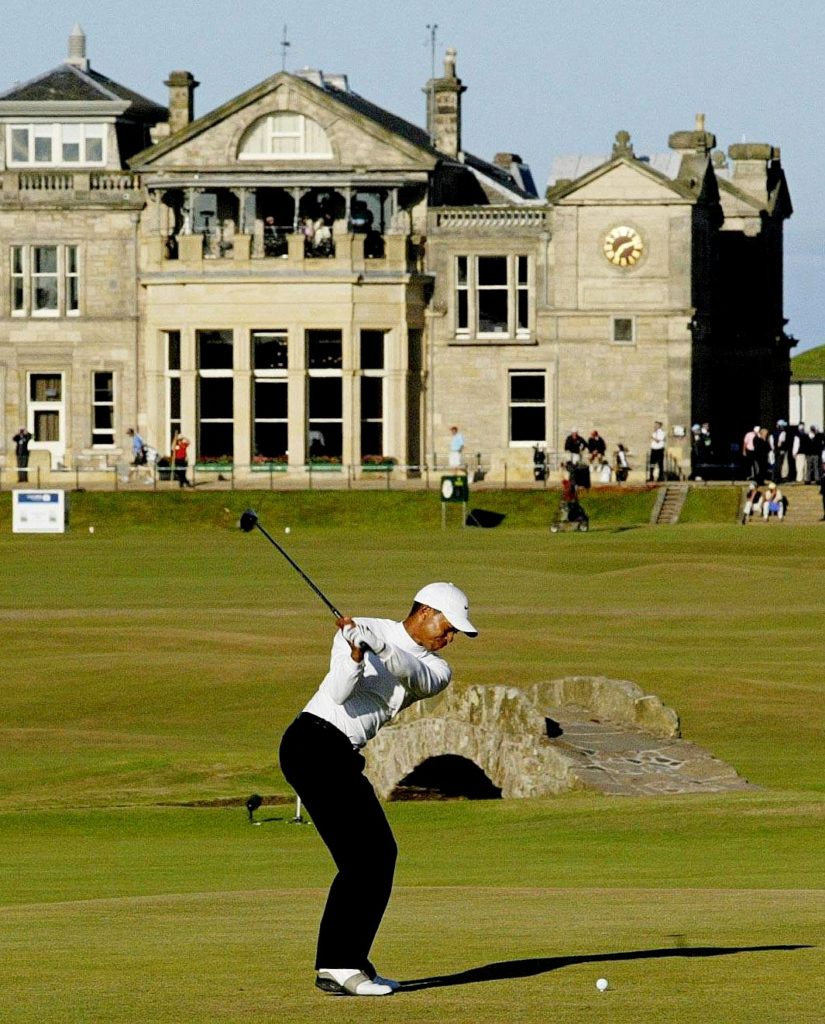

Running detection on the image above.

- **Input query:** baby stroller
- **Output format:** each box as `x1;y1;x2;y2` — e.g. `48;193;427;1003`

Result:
550;477;590;533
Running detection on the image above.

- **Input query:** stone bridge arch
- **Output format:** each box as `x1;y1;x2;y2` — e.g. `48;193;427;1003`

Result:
364;677;747;799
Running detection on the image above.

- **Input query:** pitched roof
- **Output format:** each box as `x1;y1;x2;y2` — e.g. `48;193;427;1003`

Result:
0;63;166;121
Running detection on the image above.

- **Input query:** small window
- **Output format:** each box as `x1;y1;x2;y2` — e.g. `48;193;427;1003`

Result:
92;372;115;446
197;330;233;369
612;317;635;344
360;330;385;370
253;330;288;371
509;369;546;445
307;330;342;369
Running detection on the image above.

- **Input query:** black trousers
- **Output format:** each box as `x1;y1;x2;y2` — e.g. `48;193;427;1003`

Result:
279;713;397;973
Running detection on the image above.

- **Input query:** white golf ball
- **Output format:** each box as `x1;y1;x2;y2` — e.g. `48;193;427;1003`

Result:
88;526;95;534
284;526;291;535
596;977;608;992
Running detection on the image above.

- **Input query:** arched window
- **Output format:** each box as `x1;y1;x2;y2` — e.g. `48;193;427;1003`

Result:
238;112;333;160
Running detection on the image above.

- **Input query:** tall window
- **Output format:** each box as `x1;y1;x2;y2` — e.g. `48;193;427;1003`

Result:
252;330;288;462
509;370;546;446
165;331;181;446
91;372;115;447
197;330;234;460
454;255;530;339
238;113;333;159
306;330;342;461
360;330;386;459
7;123;106;165
10;245;79;317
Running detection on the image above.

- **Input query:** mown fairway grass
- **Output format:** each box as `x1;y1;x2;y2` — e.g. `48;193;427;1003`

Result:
0;490;822;1023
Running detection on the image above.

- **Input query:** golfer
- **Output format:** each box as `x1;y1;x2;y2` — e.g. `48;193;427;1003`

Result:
279;582;477;997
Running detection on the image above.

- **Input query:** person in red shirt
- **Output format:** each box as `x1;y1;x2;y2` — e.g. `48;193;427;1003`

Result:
172;433;193;488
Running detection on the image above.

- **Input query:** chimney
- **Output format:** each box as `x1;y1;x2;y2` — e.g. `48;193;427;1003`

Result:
164;71;199;134
668;113;716;156
726;142;780;206
424;48;466;156
66;24;89;72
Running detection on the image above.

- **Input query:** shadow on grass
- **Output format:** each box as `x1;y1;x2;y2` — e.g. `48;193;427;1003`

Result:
399;944;811;991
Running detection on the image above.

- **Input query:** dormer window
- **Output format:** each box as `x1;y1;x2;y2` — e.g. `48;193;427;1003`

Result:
8;123;106;166
238;112;333;160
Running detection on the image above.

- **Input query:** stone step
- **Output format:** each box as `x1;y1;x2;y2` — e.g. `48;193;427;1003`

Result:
742;483;825;524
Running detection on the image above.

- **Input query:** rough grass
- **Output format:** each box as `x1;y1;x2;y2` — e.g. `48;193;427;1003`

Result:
0;491;822;1022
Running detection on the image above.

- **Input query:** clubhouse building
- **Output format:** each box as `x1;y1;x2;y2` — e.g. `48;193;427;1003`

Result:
0;27;795;480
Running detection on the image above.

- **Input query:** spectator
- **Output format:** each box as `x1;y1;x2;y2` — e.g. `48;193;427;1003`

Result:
614;443;630;483
586;430;606;463
648;421;666;481
769;419;789;482
752;427;771;486
801;425;822;484
762;481;785;520
12;426;32;483
172;433;194;488
126;427;148;482
448;425;465;468
792;422;806;483
820;473;825;521
741;482;763;524
563;429;588;464
742;425;760;480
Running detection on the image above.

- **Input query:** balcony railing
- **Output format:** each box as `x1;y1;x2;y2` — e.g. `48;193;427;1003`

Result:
431;207;549;229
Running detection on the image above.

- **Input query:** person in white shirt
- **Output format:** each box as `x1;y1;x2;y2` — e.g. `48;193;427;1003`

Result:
278;582;477;997
648;421;666;481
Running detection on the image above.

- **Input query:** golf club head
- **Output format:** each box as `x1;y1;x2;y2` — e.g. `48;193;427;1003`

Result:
239;509;259;533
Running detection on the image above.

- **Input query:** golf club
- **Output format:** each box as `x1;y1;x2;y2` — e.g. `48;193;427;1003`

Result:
239;508;343;618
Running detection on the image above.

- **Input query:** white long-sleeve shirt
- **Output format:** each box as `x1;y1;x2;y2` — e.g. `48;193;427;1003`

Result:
302;617;452;748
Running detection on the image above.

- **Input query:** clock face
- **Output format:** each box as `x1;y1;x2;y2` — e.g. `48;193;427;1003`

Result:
603;225;644;267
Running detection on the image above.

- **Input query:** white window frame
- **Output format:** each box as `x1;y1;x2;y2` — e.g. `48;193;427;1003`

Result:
238;112;333;160
454;254;531;340
306;330;343;460
6;122;106;167
611;315;636;345
197;330;235;460
508;369;547;447
252;330;289;461
359;329;387;459
91;371;116;448
10;244;79;317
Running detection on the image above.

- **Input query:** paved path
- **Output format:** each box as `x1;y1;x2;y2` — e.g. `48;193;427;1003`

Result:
545;705;754;796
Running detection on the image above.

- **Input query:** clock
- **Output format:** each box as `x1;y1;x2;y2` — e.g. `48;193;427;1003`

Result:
603;225;644;267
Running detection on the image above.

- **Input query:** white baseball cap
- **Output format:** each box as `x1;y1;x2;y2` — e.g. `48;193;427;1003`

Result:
414;582;477;637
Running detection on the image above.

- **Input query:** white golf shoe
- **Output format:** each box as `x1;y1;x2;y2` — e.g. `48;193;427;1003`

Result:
315;968;396;996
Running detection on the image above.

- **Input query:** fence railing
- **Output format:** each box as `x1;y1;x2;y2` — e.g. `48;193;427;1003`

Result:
0;457;669;493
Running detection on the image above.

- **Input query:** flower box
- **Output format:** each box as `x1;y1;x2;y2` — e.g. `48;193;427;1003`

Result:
306;461;343;472
195;461;233;472
361;462;396;473
251;461;288;472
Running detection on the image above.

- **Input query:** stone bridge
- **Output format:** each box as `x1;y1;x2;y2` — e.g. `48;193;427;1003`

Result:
364;677;752;799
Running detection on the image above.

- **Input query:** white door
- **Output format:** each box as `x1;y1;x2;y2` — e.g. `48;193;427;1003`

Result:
27;372;65;469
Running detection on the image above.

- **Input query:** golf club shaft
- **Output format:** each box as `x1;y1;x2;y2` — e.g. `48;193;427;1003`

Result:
253;521;342;618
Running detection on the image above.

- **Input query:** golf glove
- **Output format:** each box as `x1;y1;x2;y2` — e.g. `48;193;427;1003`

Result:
340;624;361;648
352;623;387;655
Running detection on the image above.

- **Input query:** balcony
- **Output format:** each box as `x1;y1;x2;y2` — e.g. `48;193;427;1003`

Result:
0;170;142;207
143;229;418;275
429;206;549;231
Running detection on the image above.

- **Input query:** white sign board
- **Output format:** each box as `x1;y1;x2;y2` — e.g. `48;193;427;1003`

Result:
12;490;66;533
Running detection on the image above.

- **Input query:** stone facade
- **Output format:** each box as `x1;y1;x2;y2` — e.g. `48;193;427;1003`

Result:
0;29;793;480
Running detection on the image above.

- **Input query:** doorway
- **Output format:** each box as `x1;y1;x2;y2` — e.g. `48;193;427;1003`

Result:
27;372;65;468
